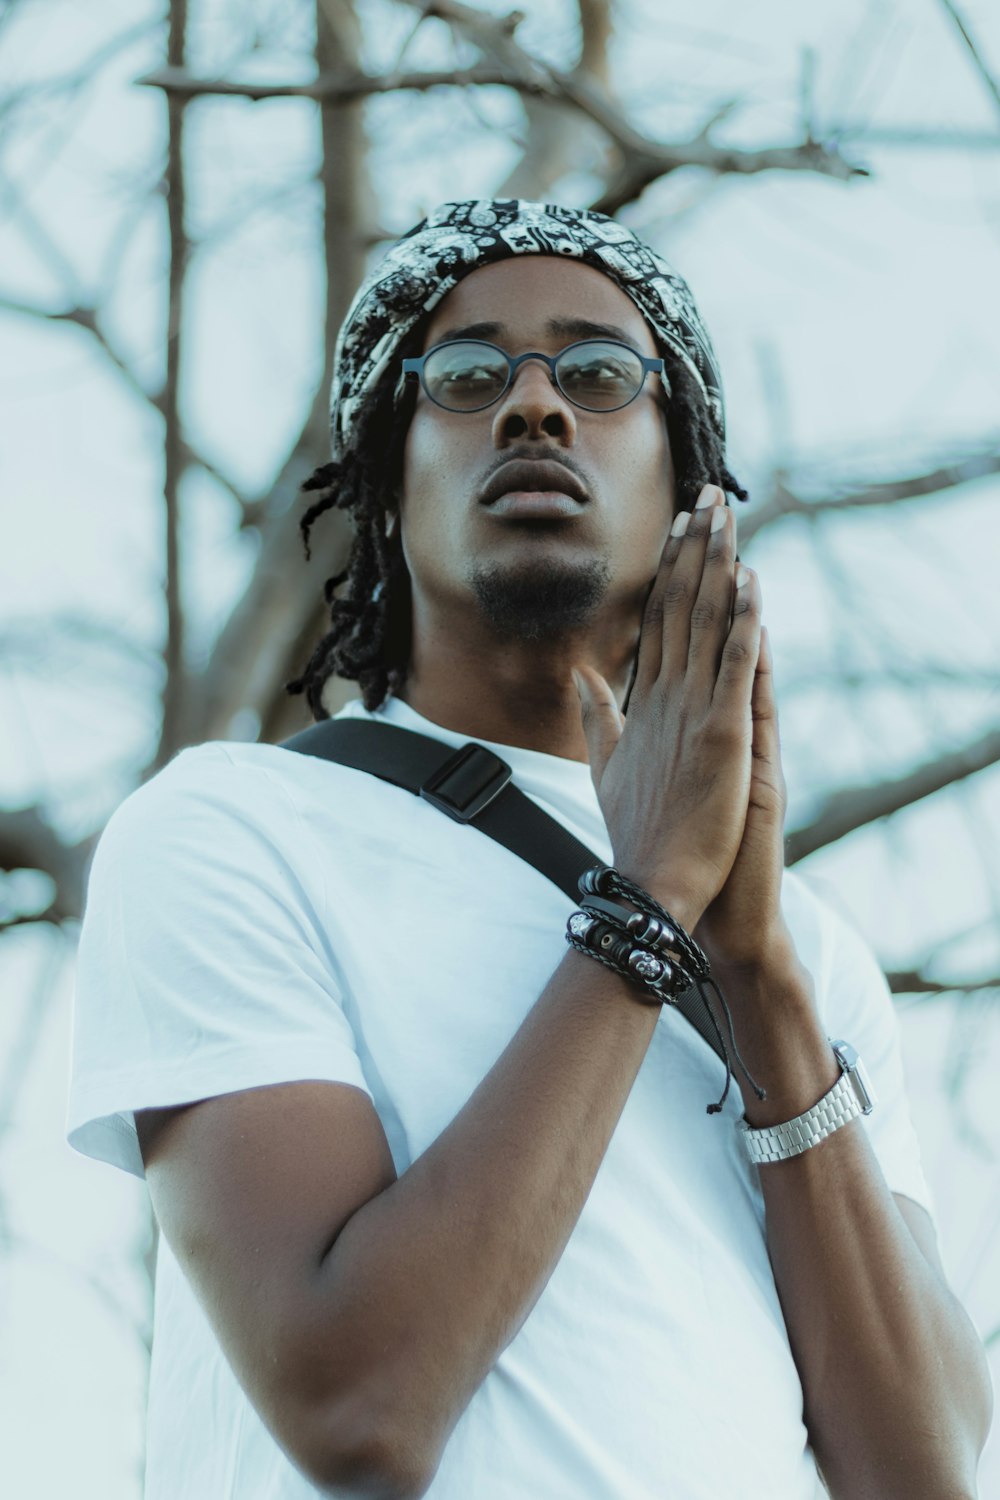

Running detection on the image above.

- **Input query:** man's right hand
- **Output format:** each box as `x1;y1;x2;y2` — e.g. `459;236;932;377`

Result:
574;484;760;932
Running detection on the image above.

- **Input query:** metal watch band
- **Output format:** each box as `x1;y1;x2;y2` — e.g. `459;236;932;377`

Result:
737;1040;876;1165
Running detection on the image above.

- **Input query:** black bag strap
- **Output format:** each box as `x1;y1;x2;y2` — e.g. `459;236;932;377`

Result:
282;718;726;1064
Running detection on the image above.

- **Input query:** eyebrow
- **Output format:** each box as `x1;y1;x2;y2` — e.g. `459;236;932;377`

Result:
433;317;643;351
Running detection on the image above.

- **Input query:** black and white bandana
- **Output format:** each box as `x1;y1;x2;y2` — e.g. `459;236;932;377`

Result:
329;198;725;457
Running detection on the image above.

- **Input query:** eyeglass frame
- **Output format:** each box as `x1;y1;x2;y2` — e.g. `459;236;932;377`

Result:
399;337;672;414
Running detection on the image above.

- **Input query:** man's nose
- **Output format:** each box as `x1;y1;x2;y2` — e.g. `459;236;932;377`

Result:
491;358;578;447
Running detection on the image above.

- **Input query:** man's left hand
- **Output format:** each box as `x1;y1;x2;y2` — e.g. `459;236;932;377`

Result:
694;625;795;973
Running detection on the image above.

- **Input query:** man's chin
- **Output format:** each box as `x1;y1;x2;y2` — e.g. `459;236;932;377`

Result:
469;557;611;642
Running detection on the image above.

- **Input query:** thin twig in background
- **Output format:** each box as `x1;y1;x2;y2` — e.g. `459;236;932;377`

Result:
938;0;1000;122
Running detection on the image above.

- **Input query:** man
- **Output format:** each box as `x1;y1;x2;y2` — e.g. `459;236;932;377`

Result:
69;199;991;1499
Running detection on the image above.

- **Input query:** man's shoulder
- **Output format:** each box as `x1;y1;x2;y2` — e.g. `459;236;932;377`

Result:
84;740;368;936
97;739;350;867
97;729;415;883
107;740;290;830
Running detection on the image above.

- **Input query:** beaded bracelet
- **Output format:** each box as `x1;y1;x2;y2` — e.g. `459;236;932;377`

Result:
566;909;682;1003
578;865;711;978
565;865;767;1114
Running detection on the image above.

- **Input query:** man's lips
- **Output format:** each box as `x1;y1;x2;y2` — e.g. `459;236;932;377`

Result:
479;459;590;510
486;491;584;519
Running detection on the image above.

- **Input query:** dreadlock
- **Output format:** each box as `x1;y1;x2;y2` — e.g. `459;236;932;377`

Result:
287;340;748;720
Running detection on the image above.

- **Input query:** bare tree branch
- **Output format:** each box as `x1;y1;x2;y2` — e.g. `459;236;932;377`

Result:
590;136;867;216
153;0;189;771
405;0;866;210
0;293;254;516
498;0;613;199
885;969;1000;996
0;17;163;126
137;62;533;101
0;162;85;293
186;394;343;742
136;70;1000;153
424;0;869;197
0;809;89;923
140;0;869;222
741;446;1000;546
0;296;163;410
185;0;373;748
786;725;1000;864
938;0;1000;123
179;439;253;513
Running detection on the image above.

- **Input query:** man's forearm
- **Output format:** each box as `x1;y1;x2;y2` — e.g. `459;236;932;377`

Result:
725;956;992;1500
314;942;663;1488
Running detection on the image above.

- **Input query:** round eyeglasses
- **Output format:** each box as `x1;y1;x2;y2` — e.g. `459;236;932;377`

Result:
400;338;670;414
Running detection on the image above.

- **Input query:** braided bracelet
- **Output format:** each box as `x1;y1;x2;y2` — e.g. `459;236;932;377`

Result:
578;865;710;978
566;865;767;1114
566;909;682;1004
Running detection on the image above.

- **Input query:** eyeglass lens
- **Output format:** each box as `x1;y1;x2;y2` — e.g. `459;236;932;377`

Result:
421;340;646;412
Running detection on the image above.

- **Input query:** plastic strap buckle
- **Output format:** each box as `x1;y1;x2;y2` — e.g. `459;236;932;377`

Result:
419;743;513;823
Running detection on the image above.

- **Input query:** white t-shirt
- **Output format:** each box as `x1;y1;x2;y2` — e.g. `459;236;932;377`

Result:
68;696;933;1500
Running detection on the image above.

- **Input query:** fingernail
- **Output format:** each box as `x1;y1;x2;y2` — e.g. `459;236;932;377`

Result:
710;505;728;533
736;565;751;588
670;510;691;537
695;485;721;510
571;669;586;696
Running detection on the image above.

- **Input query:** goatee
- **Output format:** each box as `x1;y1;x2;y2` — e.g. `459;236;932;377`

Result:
470;556;611;641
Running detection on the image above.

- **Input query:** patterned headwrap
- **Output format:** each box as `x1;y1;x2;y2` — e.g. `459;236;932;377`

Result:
329;198;725;458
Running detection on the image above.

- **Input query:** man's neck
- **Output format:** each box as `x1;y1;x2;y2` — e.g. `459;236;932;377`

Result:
398;619;637;762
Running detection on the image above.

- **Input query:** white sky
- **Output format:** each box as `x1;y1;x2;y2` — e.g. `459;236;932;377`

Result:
1;0;999;1494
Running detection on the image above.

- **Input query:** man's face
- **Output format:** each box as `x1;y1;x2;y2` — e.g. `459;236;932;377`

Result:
399;256;676;644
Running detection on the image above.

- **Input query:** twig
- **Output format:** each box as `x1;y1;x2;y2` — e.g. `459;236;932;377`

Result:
0;297;163;411
138;22;868;216
786;725;1000;863
182;0;372;747
885;969;1000;996
179;439;252;512
0;17;162;125
741;446;1000;545
576;0;612;86
153;0;189;770
137;63;532;101
938;0;1000;123
387;7;433;73
497;0;614;200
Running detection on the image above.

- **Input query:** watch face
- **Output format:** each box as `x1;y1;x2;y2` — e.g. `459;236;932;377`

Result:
833;1040;876;1114
852;1056;876;1114
831;1038;859;1070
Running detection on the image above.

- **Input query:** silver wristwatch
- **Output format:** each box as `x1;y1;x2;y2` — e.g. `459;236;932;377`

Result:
737;1040;876;1165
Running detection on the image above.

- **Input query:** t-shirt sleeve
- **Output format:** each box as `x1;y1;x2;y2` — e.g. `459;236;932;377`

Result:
785;870;935;1219
67;745;372;1179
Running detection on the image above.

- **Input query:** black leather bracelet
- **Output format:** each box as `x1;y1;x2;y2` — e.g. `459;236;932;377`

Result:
571;865;767;1113
578;865;709;980
576;892;681;958
565;910;680;1003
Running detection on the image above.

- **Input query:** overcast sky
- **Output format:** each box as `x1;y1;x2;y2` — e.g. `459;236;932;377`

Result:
1;1;999;1494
